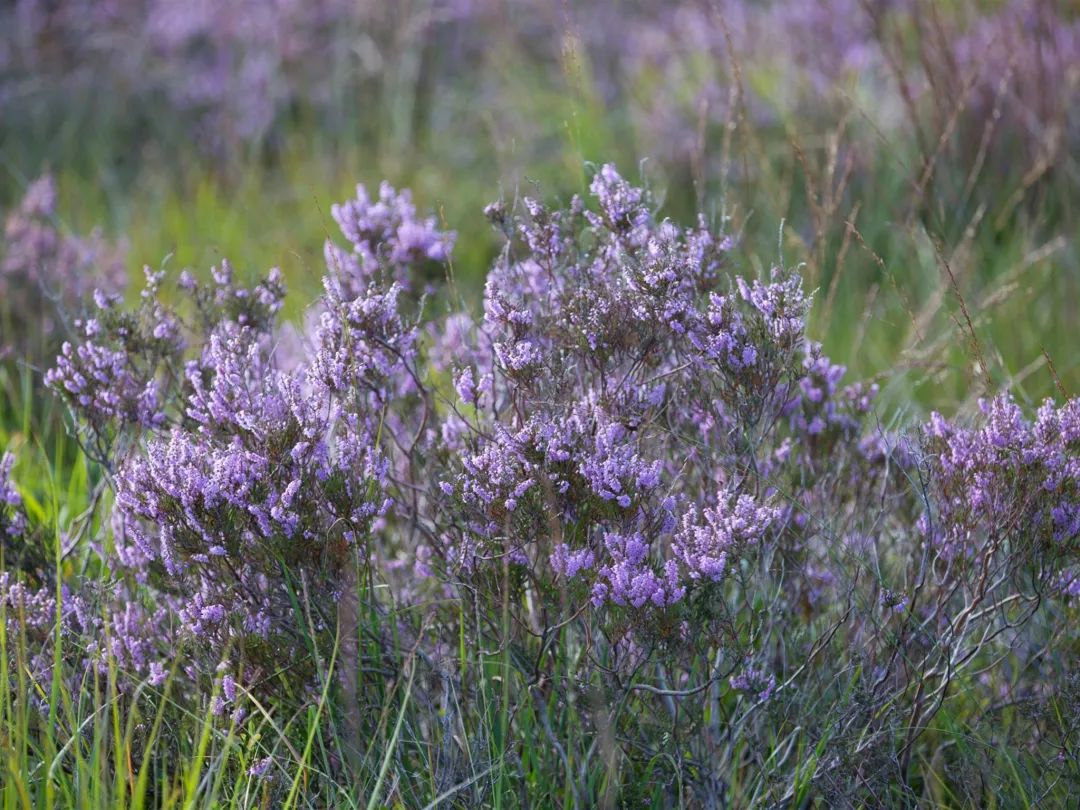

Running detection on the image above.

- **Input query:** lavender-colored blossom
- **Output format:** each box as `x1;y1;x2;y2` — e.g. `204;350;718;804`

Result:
0;452;28;555
923;393;1080;563
879;588;910;615
46;333;166;432
729;665;776;702
593;531;685;609
330;182;455;290
674;492;778;582
248;756;274;779
550;544;596;580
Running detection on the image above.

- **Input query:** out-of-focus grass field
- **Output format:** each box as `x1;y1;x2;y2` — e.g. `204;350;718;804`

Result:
3;12;1076;417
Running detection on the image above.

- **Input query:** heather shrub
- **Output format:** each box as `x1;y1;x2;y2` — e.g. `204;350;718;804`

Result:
408;167;1078;801
30;179;453;740
0;167;1077;805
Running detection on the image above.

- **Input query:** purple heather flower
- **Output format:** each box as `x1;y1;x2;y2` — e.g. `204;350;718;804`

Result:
674;492;778;583
879;588;910;616
550;544;596;579
330;181;454;289
248;756;274;779
729;665;776;702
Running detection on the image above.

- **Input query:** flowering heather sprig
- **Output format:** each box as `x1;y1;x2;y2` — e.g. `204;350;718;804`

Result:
550;544;596;579
878;588;909;615
0;535;167;707
46;321;167;434
44;268;182;457
182;259;286;334
310;181;450;416
248;756;275;779
674;492;779;583
0;450;51;582
688;266;813;434
729;664;777;703
45;263;294;462
0;556;178;707
592;530;686;609
311;278;417;400
586;163;651;240
0;572;65;694
329;182;455;292
1;451;27;542
923;394;1080;562
785;346;879;441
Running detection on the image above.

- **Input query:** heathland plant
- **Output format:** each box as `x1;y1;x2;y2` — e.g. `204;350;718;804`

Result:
1;166;1077;806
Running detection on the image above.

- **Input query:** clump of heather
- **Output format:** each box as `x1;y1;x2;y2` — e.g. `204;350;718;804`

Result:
0;452;26;541
1;450;144;704
426;164;865;621
113;321;392;706
925;394;1080;560
1;175;125;363
44;261;284;464
6;167;1079;804
410;167;906;795
415;167;1079;802
41;181;452;727
430;167;766;609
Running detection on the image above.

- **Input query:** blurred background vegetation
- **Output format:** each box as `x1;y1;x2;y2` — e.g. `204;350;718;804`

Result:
2;0;1077;415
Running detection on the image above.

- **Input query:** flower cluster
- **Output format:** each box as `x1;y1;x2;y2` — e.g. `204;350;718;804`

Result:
329;181;455;290
0;451;48;586
44;262;291;463
42;269;179;460
0;451;26;544
923;394;1080;564
428;165;845;624
673;493;779;583
0;571;66;696
729;664;777;703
